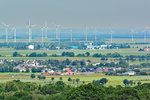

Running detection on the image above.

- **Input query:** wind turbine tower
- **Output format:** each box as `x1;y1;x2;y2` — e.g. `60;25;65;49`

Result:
41;27;44;42
13;27;16;42
27;20;35;43
94;27;97;41
44;22;48;40
85;26;88;41
110;29;113;43
55;24;61;40
70;29;72;42
142;29;147;42
2;23;10;42
131;30;134;42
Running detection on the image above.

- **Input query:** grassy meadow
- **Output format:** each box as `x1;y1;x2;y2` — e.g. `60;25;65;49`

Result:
0;73;150;86
0;48;149;64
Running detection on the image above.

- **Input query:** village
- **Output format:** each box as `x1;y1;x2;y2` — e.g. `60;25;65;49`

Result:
0;59;137;76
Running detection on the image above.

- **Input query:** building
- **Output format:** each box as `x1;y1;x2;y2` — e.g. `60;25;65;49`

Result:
71;46;78;49
144;48;150;52
122;71;135;76
85;42;100;49
100;45;112;49
28;45;34;50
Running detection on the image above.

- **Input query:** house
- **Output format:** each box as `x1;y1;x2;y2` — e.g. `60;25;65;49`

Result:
92;63;100;66
56;47;60;50
85;42;100;49
144;48;150;52
103;68;109;72
96;67;103;72
116;67;122;70
122;71;135;76
61;68;75;75
28;45;34;50
109;68;116;71
71;46;78;49
42;68;57;75
15;65;26;72
100;45;112;49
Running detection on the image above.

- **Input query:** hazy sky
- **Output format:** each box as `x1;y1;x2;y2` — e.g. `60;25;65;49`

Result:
0;0;150;28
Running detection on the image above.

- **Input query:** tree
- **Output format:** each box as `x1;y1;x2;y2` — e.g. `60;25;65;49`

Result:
133;82;136;85
73;79;75;84
83;81;85;84
109;87;140;100
66;84;106;100
85;52;90;57
13;68;20;72
137;81;141;86
123;79;129;86
31;67;37;73
101;57;106;61
99;78;108;85
41;76;46;80
13;52;21;57
42;52;47;57
129;80;133;86
80;60;85;67
65;59;71;65
38;75;41;79
87;59;91;63
29;52;37;57
30;74;35;79
37;75;46;80
68;77;72;82
13;52;18;57
60;77;63;81
55;81;66;86
62;52;66;56
51;77;55;82
76;78;80;84
26;68;30;73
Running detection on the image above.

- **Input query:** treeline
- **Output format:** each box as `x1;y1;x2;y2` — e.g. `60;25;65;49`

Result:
1;80;150;100
12;51;123;58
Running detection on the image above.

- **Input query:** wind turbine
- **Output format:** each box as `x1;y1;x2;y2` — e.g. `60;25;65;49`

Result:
2;23;10;42
144;27;150;42
55;24;61;40
41;27;44;42
85;25;88;41
26;20;36;43
131;29;134;42
110;28;113;43
94;27;97;41
12;27;17;42
143;29;147;42
70;28;72;42
44;22;48;40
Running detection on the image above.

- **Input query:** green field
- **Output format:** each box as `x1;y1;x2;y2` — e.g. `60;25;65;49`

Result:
0;73;150;86
0;48;148;56
0;48;149;64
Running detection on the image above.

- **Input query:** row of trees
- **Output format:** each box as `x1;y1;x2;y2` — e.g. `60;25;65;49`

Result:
11;51;150;63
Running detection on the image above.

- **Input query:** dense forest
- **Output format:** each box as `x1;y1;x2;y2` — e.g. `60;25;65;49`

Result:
0;79;150;100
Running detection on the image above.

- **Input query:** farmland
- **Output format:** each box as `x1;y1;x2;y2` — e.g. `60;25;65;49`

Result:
0;42;149;86
0;48;149;57
0;73;150;86
0;47;149;65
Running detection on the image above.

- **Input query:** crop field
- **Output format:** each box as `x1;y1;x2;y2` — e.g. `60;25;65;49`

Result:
0;73;150;86
0;48;149;64
0;48;148;56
